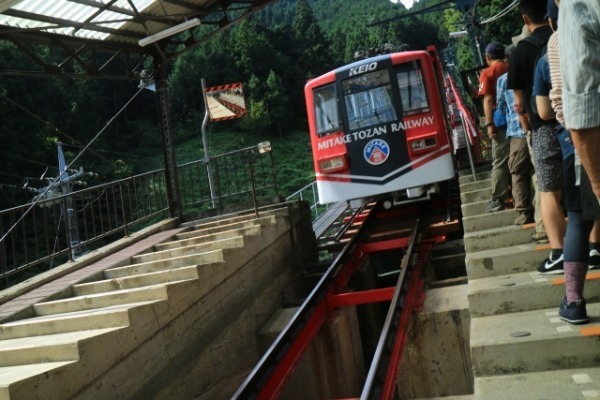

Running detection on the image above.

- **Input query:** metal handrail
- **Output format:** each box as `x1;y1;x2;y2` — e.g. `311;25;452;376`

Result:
0;143;279;288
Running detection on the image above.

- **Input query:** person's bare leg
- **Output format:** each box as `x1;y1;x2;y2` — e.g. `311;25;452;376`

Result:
541;190;565;249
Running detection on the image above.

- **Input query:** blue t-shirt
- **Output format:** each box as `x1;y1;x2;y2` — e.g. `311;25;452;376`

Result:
533;54;575;159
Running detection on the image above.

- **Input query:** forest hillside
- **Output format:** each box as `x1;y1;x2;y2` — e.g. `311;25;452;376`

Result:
0;0;521;207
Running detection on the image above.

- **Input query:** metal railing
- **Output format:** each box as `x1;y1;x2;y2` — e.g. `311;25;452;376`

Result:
286;181;334;222
0;143;278;288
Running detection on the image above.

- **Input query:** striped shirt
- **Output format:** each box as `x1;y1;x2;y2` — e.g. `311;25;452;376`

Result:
558;0;600;130
547;31;563;126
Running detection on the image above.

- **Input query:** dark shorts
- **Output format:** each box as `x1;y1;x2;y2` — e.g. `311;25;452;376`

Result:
532;124;563;192
562;154;581;212
581;167;600;220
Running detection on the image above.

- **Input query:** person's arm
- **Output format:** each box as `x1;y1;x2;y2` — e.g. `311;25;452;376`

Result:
547;33;564;125
536;95;555;120
514;89;530;132
483;93;496;138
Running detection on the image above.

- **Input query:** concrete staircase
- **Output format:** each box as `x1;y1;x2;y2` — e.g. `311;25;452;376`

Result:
0;205;313;400
459;167;600;399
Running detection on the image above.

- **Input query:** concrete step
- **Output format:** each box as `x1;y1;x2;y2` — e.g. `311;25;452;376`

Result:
32;284;173;316
105;250;225;278
474;367;600;400
461;199;489;218
0;361;76;399
470;301;600;376
462;209;520;234
131;235;244;264
465;242;549;279
458;170;491;185
460;187;492;205
181;214;277;240
73;265;203;296
464;223;535;253
459;177;492;193
468;271;600;317
156;224;261;251
0;301;158;340
0;327;122;367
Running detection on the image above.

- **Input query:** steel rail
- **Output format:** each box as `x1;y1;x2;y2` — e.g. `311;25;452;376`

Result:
231;203;377;400
360;219;421;399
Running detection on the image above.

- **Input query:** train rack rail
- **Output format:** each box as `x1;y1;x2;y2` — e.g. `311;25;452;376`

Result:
232;201;452;400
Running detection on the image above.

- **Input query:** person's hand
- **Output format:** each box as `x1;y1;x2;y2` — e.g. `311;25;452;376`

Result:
487;125;496;140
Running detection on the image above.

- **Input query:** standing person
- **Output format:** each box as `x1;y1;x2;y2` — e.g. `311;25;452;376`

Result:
478;42;510;213
559;0;600;205
508;0;563;251
549;0;600;272
496;48;534;225
532;51;565;273
557;0;600;322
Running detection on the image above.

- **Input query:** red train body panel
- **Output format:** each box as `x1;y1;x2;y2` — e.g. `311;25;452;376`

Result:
305;47;456;205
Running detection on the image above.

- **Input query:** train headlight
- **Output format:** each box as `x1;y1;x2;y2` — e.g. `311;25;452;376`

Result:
410;137;437;151
319;156;347;173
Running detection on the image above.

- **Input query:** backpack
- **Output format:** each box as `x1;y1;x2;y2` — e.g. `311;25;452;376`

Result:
520;35;548;116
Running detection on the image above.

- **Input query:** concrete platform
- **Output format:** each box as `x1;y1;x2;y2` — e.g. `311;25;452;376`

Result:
465;242;549;279
475;368;600;400
471;301;600;376
468;271;600;317
464;223;536;253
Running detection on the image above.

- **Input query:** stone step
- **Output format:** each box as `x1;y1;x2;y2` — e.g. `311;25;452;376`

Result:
131;236;244;264
73;265;203;296
0;327;122;367
461;199;489;218
156;224;261;251
180;214;277;240
0;361;76;400
464;223;535;253
0;301;157;340
458;170;491;185
460;187;492;205
462;209;520;234
105;250;225;278
32;284;173;316
465;242;549;279
459;177;492;193
468;271;600;317
474;367;600;399
470;301;600;376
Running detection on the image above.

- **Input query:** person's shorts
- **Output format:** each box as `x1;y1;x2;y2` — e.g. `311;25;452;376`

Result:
562;154;581;212
581;167;600;220
532;123;563;192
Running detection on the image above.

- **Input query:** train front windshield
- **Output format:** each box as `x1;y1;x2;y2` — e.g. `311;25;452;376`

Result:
343;70;396;130
396;61;430;116
312;59;431;137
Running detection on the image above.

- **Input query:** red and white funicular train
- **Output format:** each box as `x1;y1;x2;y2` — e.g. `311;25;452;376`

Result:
305;46;456;207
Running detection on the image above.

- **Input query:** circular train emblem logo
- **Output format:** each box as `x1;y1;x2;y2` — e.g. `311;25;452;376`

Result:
364;139;390;165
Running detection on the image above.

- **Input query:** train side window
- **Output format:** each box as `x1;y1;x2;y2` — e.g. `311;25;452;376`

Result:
342;70;397;131
313;84;341;136
396;61;430;116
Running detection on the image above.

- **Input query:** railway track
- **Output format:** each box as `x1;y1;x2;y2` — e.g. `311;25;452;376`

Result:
233;199;461;399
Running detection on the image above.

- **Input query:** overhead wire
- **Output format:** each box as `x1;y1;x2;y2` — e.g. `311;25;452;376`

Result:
480;0;519;25
0;77;152;245
0;93;113;167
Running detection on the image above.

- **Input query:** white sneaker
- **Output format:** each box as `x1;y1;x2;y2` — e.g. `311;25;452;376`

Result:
589;249;600;270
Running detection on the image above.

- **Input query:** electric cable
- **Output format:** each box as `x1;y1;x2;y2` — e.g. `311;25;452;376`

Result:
0;78;152;244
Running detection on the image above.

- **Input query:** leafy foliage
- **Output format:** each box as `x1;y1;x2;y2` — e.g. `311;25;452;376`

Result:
0;0;523;209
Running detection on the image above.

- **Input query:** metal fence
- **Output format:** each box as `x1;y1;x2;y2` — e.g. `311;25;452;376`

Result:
286;181;334;222
0;143;278;288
